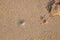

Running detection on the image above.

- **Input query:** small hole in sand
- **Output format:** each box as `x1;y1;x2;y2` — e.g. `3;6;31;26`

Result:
43;19;47;23
18;19;25;26
40;16;44;20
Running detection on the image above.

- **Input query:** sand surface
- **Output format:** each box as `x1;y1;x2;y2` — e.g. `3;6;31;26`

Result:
0;0;60;40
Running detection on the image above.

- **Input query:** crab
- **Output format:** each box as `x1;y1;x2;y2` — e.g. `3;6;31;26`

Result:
46;0;60;16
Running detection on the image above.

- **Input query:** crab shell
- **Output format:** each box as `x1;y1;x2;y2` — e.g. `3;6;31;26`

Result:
50;2;60;16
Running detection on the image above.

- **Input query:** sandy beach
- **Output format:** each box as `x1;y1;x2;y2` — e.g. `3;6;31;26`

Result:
0;0;60;40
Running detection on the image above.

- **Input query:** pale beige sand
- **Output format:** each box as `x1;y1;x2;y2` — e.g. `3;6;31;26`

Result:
0;0;60;40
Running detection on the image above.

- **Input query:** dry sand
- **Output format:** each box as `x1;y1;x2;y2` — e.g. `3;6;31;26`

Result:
0;0;60;40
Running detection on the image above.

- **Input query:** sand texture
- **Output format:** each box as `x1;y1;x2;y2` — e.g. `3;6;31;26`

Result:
0;0;60;40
